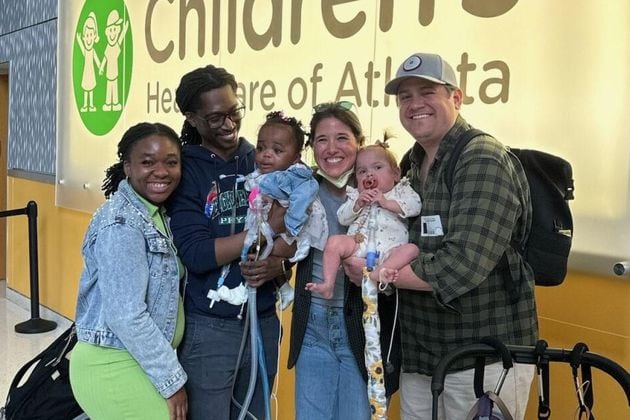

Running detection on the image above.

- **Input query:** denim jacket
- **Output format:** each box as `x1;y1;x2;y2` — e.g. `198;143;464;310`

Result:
74;180;186;398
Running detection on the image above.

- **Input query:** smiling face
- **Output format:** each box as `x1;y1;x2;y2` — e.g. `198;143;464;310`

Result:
105;24;121;46
355;147;400;194
311;117;359;180
255;123;301;174
82;20;97;50
185;85;242;160
397;78;462;147
123;135;181;205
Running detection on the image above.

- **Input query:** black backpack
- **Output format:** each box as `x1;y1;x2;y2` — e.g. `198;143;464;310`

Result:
445;129;575;288
1;324;85;420
400;128;574;289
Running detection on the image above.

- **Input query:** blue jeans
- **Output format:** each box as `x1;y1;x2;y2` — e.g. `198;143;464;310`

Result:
295;302;370;420
179;312;280;420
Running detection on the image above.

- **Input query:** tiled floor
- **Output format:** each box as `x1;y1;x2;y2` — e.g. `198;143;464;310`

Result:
0;281;71;404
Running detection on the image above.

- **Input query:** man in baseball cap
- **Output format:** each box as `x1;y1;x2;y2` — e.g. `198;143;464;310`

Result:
385;52;458;94
382;53;538;419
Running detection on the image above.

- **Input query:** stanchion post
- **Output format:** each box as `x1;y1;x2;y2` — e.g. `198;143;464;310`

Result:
13;200;57;334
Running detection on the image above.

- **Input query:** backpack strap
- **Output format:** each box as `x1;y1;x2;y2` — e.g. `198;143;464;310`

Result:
3;324;75;411
400;148;412;178
444;128;487;194
5;350;44;398
464;391;515;420
404;127;487;192
488;391;515;420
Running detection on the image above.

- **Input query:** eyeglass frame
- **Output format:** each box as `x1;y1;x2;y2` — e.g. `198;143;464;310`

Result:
197;105;246;129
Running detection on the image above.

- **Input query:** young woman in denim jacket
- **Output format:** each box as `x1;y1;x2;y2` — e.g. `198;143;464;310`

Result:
70;122;188;420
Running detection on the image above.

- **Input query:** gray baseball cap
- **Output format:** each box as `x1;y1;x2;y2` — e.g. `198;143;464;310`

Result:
385;53;458;94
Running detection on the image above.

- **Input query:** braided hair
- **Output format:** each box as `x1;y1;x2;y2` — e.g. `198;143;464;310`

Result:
102;122;181;199
175;65;238;146
261;111;307;152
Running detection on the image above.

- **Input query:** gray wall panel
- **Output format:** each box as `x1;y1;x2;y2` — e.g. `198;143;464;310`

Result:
0;4;57;175
0;0;58;35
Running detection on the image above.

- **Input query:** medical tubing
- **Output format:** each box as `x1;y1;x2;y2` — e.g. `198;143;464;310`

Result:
236;180;273;420
238;287;259;420
365;205;379;271
231;307;250;414
385;289;399;369
230;158;262;419
256;322;272;420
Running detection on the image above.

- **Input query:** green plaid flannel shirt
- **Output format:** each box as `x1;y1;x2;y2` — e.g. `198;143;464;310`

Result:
400;116;538;374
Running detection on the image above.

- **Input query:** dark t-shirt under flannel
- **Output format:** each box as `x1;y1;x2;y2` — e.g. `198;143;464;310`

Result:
401;115;538;375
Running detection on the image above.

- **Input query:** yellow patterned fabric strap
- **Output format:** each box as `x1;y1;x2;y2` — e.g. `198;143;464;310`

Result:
362;268;387;419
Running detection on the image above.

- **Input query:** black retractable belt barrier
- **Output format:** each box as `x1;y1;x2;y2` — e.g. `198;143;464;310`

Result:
0;200;57;333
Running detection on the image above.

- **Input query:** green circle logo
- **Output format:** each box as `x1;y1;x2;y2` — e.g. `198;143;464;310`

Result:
72;0;133;136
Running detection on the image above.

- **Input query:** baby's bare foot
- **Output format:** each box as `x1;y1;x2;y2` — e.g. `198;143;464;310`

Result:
378;267;398;283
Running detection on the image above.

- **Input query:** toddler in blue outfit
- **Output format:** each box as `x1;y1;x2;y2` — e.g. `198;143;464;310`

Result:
242;111;327;309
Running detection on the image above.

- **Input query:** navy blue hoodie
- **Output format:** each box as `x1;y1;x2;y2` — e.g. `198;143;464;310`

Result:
167;139;275;318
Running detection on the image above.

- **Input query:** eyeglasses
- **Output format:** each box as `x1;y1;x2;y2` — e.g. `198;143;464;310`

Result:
200;106;246;129
312;100;354;113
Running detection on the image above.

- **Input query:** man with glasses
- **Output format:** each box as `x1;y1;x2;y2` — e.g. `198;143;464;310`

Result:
167;64;287;420
197;105;246;129
383;53;538;419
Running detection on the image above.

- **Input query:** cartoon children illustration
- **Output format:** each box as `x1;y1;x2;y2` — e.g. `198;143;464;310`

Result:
75;12;101;113
99;9;129;112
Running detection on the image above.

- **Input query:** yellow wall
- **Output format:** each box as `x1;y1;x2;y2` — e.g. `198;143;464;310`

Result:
7;177;628;418
7;177;89;319
526;272;630;418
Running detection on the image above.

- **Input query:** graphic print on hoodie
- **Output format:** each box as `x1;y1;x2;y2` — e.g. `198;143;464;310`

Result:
166;139;276;318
